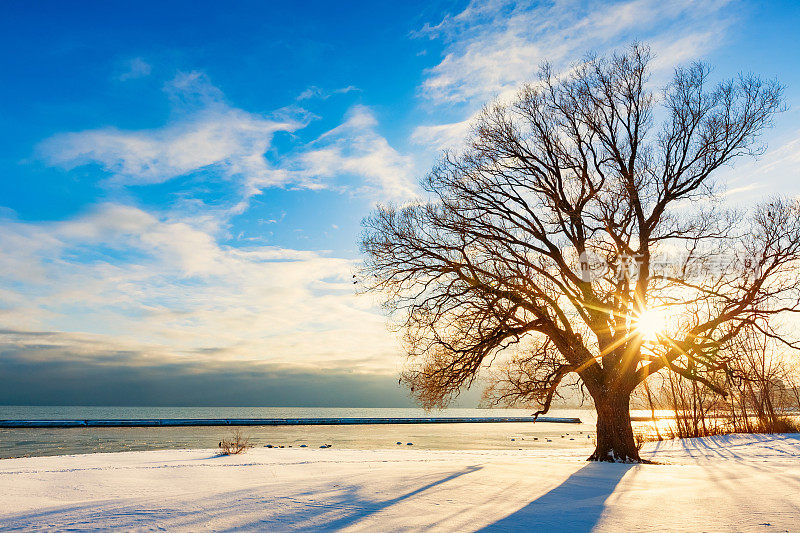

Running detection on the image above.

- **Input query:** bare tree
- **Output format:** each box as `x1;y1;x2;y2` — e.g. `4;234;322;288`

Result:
360;45;798;462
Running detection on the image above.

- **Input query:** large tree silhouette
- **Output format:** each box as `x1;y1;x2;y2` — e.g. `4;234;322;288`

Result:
360;45;798;462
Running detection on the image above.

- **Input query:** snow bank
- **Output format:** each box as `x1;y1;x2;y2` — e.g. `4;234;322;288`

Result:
1;434;798;531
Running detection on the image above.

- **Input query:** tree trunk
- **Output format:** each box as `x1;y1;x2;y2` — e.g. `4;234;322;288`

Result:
589;391;643;463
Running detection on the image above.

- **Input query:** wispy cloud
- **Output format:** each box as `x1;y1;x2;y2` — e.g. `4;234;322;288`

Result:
296;85;359;101
417;0;733;106
39;72;303;194
39;73;413;206
409;0;734;152
290;105;418;200
411;118;472;151
756;131;800;176
719;128;800;199
118;57;152;81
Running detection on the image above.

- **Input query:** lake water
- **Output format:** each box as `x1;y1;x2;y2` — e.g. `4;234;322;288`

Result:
0;406;646;459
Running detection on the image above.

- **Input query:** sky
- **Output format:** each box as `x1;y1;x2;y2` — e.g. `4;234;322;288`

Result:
0;0;799;406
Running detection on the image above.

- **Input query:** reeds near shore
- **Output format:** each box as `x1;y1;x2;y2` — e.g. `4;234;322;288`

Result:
634;335;800;441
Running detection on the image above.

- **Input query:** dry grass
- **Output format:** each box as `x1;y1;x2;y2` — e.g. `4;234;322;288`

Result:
636;415;800;443
218;429;251;455
747;416;800;434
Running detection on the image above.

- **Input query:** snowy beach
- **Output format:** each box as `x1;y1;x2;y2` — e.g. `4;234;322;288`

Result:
1;433;798;532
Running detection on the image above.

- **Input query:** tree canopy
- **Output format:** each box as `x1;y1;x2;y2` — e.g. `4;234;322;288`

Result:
360;45;796;461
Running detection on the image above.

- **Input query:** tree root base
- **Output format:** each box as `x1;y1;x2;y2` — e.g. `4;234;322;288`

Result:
587;452;656;464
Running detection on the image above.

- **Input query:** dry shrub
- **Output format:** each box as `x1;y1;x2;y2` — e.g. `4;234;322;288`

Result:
755;416;800;434
218;429;251;455
633;430;646;451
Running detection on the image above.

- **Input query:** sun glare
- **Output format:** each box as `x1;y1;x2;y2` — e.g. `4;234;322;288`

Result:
634;308;667;341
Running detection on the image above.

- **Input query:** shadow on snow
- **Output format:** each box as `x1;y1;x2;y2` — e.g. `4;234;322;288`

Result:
478;462;634;532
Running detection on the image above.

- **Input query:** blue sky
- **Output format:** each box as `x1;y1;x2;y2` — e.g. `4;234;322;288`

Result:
1;0;799;405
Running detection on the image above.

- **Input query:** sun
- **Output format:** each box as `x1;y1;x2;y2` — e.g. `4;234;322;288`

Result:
634;308;667;341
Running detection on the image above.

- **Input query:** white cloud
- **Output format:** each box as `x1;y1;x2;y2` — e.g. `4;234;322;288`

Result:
0;204;401;372
296;85;359;101
757;132;800;177
118;57;152;81
291;105;418;200
718;128;800;200
39;74;414;206
411;119;472;151
417;0;733;106
39;73;302;191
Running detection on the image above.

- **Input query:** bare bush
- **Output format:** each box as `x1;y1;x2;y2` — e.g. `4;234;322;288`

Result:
218;429;251;455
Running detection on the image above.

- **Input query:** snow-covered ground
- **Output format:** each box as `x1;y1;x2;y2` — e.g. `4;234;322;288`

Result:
1;433;798;532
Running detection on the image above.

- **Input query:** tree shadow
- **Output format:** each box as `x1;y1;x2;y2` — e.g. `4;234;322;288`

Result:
478;462;634;532
274;464;484;531
0;465;485;531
